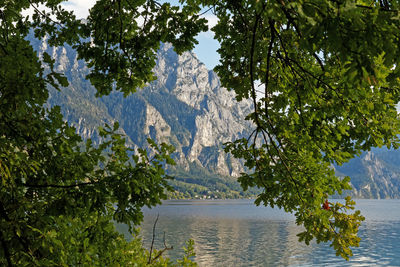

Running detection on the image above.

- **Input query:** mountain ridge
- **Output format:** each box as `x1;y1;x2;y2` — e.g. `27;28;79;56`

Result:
30;36;400;199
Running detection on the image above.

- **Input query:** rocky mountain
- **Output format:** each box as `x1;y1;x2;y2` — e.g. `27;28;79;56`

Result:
30;36;257;197
30;36;400;199
335;148;400;199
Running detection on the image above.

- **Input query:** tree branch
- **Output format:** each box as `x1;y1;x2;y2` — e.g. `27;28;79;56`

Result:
22;181;96;189
264;19;275;115
249;12;261;128
355;4;397;12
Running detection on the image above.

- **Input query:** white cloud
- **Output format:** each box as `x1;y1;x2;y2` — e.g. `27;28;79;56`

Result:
61;0;96;18
21;0;95;19
196;13;218;40
202;13;218;29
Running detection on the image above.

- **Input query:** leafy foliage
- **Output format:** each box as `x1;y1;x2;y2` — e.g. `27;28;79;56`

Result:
187;0;400;260
2;0;400;264
0;0;205;265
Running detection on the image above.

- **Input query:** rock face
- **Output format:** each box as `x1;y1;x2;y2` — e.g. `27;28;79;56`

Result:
32;39;253;177
335;148;400;198
148;43;253;176
30;37;400;198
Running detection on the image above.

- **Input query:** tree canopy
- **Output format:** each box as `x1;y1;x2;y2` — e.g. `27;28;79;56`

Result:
212;0;400;259
1;0;400;265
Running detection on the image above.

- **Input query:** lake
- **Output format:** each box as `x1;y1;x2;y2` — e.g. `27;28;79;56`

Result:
119;199;400;266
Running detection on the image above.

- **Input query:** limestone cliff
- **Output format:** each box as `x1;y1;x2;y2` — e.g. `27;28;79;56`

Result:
30;37;400;198
32;39;253;178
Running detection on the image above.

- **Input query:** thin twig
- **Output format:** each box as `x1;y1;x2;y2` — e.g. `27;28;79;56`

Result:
261;128;305;206
151;232;173;263
148;213;159;264
199;7;213;16
27;0;64;28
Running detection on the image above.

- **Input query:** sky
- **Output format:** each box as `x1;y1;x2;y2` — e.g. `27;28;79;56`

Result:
59;0;220;70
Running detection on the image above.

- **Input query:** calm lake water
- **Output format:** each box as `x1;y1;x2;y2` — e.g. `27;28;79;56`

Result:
119;199;400;266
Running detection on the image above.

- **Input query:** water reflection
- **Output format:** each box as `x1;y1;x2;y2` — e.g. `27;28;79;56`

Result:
121;199;400;266
140;217;307;266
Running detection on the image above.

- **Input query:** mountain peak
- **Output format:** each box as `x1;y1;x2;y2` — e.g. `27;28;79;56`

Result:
30;36;400;198
34;37;252;177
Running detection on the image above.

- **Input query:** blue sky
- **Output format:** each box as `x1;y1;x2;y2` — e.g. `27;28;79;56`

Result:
60;0;220;70
193;25;220;70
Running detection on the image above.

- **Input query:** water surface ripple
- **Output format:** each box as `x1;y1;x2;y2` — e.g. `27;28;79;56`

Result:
130;199;400;266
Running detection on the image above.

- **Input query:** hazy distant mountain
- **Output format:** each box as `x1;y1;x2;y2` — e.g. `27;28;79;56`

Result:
30;36;400;198
335;148;400;198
